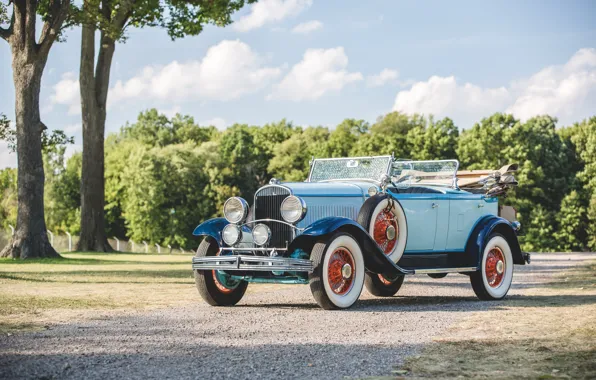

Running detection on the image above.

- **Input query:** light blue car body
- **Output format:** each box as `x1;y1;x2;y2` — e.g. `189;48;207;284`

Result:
193;158;525;278
281;181;498;254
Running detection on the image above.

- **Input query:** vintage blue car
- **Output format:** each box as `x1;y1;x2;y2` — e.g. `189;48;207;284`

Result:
192;156;530;310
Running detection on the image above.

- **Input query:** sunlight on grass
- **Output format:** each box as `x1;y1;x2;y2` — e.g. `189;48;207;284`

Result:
398;261;596;380
0;252;197;334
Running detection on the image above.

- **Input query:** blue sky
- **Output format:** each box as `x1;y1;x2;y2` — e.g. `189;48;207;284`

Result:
1;0;596;168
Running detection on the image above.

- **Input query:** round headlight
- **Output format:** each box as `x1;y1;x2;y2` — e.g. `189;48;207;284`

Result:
252;223;271;246
223;197;249;224
280;196;307;223
367;186;378;197
222;224;242;246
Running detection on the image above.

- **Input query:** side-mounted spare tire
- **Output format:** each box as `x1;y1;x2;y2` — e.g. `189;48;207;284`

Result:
357;193;408;263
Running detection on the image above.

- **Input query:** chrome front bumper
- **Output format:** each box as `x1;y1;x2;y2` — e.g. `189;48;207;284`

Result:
192;255;314;273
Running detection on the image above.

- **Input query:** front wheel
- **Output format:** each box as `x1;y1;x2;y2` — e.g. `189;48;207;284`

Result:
364;273;405;297
470;233;514;300
309;233;365;310
194;238;248;306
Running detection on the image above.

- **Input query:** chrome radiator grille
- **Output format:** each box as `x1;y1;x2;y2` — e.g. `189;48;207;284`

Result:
254;186;292;248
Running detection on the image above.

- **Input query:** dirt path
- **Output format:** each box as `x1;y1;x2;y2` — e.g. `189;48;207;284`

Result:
1;253;594;380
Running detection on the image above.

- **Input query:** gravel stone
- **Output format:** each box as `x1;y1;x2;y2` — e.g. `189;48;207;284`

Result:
1;252;594;379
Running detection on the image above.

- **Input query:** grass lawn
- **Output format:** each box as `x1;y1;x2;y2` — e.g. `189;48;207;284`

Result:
394;262;596;379
0;252;198;333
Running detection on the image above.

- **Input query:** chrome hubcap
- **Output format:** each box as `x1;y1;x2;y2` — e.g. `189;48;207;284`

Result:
341;263;353;279
496;260;504;275
386;225;396;240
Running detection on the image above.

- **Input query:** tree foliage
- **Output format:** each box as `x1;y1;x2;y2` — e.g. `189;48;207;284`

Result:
3;108;596;252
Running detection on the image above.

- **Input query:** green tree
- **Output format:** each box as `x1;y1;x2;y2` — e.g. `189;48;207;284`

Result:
353;112;424;158
120;143;214;248
45;152;82;235
407;117;459;160
457;113;517;169
76;0;256;252
554;190;588;252
1;0;71;258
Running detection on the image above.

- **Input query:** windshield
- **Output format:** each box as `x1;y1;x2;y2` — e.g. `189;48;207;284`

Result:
391;160;459;188
308;156;392;182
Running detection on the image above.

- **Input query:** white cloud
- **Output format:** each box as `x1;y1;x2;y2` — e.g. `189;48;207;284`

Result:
393;76;510;128
62;123;82;134
108;40;283;105
392;48;596;127
291;20;323;34
506;48;596;123
367;68;399;87
49;72;80;115
269;47;363;101
0;142;17;169
159;106;182;118
201;117;227;130
234;0;312;32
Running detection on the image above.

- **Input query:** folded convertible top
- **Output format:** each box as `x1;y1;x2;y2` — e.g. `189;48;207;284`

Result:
457;164;518;196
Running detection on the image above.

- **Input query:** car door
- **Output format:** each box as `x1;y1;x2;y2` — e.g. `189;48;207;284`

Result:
400;195;439;252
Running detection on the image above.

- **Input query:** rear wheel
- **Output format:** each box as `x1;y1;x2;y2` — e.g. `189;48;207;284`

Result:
194;238;248;306
309;233;365;310
364;273;405;297
470;233;514;300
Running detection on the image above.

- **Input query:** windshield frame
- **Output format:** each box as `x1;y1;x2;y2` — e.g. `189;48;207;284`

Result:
306;156;460;188
307;155;393;184
391;159;460;188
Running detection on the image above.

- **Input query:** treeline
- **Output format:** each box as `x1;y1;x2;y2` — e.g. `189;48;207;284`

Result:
1;109;595;252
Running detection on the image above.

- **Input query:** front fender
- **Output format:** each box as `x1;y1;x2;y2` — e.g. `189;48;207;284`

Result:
290;217;412;276
466;215;525;266
192;218;229;247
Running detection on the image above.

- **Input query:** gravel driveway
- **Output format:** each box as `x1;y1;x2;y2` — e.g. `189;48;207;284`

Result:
1;252;594;380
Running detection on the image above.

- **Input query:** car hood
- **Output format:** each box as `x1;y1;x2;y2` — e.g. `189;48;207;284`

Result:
281;181;377;198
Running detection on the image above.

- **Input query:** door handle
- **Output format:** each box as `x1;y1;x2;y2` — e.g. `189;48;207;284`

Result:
432;203;439;209
478;203;484;208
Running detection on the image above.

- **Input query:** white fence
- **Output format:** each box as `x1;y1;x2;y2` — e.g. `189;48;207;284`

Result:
0;229;195;254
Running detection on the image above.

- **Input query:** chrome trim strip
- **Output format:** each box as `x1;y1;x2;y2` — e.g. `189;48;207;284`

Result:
221;247;288;252
192;255;314;272
414;267;477;274
241;218;304;230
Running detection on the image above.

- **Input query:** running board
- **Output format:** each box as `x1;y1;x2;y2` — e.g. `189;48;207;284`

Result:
413;267;478;274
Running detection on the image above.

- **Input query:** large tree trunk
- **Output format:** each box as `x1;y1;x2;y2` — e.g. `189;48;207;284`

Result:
0;51;59;259
77;23;115;252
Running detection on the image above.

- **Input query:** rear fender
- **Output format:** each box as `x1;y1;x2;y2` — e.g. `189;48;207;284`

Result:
290;217;412;276
466;215;525;266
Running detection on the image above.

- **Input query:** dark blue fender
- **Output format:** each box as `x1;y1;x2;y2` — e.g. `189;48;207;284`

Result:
289;217;412;276
193;218;229;247
466;215;525;266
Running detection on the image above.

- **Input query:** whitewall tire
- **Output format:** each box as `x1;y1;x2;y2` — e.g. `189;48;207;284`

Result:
309;233;365;310
470;234;514;300
357;194;407;263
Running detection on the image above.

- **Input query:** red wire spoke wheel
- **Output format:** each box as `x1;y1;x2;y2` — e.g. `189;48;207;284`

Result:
212;270;235;294
358;194;407;263
470;233;514;301
309;233;365;309
378;274;393;285
194;238;248;306
327;247;356;295
373;209;398;255
485;247;505;288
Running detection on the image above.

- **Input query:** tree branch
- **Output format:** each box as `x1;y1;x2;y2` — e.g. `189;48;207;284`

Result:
37;0;71;59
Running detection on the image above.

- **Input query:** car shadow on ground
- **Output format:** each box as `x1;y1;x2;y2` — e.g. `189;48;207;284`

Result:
237;292;596;312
